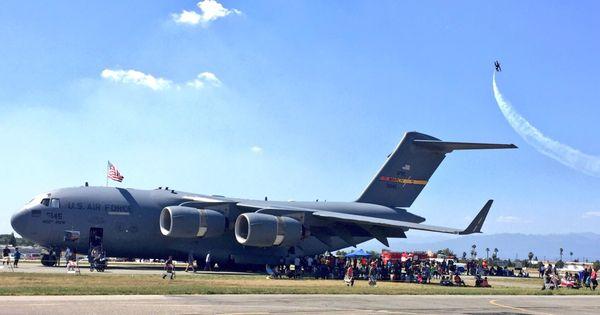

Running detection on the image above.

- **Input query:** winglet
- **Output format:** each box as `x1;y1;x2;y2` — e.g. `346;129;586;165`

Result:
459;200;493;235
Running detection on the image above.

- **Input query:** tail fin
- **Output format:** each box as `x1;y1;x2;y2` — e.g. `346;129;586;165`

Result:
356;132;516;208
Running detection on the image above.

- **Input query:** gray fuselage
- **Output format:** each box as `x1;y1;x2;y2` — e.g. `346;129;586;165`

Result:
11;186;419;264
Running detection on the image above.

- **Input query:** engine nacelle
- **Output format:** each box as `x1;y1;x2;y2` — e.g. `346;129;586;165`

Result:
235;213;302;247
160;206;226;238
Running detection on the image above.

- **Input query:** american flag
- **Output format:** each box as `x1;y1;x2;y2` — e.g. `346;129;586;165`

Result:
107;161;124;182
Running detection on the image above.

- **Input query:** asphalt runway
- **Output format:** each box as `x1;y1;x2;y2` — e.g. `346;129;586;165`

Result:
0;295;598;315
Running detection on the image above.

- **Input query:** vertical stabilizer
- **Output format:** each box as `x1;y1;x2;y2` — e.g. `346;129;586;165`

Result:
356;132;516;208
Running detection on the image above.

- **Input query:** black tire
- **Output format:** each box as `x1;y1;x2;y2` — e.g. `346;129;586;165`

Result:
41;254;57;267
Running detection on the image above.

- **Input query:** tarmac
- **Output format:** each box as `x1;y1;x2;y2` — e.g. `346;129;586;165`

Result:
0;294;599;314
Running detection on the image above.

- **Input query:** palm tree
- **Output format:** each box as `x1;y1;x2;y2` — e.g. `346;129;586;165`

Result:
559;248;564;261
471;244;477;259
462;252;467;261
493;248;499;261
485;248;490;260
528;252;534;262
569;251;573;261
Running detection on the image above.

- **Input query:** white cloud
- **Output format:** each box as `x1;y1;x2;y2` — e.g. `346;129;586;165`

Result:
496;215;523;223
172;0;241;26
186;72;222;89
102;69;222;91
582;211;600;218
172;10;202;25
101;69;172;91
250;146;263;154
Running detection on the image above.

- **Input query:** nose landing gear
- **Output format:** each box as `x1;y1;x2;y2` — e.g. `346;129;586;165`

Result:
40;247;61;267
41;253;57;266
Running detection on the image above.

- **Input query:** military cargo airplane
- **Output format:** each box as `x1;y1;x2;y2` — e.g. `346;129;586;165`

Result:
11;132;516;266
495;60;502;72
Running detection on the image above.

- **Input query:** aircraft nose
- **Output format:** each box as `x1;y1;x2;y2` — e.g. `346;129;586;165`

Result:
10;209;29;236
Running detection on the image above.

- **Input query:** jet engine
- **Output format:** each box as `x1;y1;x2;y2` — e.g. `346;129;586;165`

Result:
234;213;302;247
160;206;226;238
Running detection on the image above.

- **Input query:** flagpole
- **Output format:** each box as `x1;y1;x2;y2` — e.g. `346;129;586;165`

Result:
106;161;109;187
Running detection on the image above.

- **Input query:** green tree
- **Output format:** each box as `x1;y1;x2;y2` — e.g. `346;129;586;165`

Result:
470;244;477;259
437;248;455;257
462;252;467;261
8;232;17;247
528;252;534;261
492;248;499;261
569;251;573;261
485;248;490;260
336;250;347;257
559;248;564;261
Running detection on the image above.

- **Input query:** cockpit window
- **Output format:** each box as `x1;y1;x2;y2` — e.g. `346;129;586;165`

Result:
39;198;60;208
50;198;60;208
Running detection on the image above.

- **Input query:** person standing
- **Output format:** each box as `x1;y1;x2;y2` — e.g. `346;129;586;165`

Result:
2;246;10;266
591;267;598;291
185;252;195;273
307;255;313;274
204;252;212;271
13;248;21;268
294;256;301;277
162;256;175;279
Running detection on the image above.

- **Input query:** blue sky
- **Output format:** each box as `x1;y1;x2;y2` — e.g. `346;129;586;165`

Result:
1;1;599;237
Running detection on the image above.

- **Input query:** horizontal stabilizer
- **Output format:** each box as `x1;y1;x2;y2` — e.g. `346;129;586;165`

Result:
413;140;517;152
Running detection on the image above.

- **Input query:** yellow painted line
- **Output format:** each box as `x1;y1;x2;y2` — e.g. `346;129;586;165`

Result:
489;299;553;315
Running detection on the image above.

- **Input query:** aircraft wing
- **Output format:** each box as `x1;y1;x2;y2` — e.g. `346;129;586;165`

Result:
240;200;492;247
312;199;491;236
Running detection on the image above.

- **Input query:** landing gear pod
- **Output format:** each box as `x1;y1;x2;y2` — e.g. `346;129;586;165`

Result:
160;206;226;238
234;213;302;247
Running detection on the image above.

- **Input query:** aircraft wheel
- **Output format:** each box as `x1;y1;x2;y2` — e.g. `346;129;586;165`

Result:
41;254;57;267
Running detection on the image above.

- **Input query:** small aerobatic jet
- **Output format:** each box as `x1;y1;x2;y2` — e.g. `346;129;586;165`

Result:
11;132;517;267
494;60;502;72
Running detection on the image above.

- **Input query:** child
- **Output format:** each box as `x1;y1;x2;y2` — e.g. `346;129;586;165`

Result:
162;256;175;280
344;265;354;287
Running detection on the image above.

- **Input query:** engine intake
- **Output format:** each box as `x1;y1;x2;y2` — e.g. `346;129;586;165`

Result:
160;206;226;238
235;213;302;247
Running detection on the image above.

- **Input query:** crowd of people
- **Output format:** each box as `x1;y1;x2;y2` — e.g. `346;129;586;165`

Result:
464;259;528;277
267;254;493;287
539;263;598;290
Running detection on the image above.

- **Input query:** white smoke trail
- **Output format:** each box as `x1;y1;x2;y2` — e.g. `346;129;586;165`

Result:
492;73;600;177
